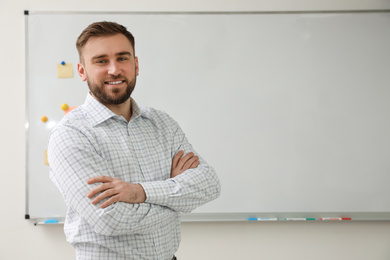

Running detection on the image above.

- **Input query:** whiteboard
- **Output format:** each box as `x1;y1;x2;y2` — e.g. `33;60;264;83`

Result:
25;11;390;222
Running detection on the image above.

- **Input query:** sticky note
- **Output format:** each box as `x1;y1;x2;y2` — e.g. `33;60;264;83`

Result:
44;150;49;166
64;106;78;115
57;63;73;78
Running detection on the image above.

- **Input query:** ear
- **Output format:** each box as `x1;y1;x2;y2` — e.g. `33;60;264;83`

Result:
135;57;139;76
77;62;87;82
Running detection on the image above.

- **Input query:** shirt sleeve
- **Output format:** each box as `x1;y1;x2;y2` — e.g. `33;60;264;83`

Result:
48;125;176;236
140;114;221;213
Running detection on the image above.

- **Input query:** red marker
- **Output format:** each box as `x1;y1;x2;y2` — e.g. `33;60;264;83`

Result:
320;217;351;221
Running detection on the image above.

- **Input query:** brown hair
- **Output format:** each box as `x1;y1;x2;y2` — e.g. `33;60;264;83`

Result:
76;21;135;63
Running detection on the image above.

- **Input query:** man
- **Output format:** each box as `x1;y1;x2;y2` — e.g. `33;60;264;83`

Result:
48;21;221;260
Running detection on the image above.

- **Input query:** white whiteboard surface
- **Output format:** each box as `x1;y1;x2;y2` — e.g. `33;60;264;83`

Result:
26;11;390;221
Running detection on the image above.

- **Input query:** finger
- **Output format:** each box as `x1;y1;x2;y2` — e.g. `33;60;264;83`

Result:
189;158;200;169
183;156;199;170
100;195;120;208
87;182;113;198
172;150;184;169
91;188;117;205
177;152;194;170
87;175;112;184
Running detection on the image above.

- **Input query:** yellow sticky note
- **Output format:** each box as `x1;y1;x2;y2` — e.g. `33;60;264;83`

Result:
57;63;74;78
44;150;49;166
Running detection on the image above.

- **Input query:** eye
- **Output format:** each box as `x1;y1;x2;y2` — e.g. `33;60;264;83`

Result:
118;57;128;61
93;59;107;65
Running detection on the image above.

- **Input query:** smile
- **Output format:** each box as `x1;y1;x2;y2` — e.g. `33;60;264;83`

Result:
105;80;124;85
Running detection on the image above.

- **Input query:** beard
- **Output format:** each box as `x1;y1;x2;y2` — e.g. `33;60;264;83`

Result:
87;75;136;105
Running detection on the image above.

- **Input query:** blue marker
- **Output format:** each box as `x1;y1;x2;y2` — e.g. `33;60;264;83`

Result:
248;217;279;221
44;219;59;224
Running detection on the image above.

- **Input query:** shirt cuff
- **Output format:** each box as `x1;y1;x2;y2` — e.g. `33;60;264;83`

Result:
140;179;181;206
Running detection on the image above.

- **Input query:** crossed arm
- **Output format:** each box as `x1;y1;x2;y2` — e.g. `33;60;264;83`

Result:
49;131;203;235
87;151;200;208
49;111;220;235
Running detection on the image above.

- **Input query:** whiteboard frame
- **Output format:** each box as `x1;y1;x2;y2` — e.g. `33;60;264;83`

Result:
25;10;390;222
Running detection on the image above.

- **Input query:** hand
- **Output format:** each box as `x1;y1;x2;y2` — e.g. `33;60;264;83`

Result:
86;176;146;208
171;150;200;178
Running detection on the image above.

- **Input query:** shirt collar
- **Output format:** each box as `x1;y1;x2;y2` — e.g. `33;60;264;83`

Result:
82;93;149;126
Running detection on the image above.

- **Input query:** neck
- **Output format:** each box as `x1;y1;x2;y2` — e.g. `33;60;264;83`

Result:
89;92;133;122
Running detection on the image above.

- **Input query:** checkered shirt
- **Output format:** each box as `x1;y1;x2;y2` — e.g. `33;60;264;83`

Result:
48;93;221;260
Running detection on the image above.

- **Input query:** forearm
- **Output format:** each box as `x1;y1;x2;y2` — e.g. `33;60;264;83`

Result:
86;200;176;236
52;163;176;236
141;161;221;213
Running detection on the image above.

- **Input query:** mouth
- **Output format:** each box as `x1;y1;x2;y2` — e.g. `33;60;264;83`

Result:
105;80;125;85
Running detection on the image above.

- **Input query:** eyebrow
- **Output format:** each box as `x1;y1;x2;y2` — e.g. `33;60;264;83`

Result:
91;51;132;61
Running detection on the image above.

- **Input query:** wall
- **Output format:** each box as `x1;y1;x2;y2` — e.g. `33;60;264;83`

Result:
1;0;390;259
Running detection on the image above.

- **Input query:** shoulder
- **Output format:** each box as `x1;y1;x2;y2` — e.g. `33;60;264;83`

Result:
49;106;92;141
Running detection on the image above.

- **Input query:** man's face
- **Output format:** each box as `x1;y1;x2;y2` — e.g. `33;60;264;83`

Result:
77;34;139;105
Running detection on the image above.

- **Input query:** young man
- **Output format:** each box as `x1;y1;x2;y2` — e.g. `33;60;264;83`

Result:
48;21;221;260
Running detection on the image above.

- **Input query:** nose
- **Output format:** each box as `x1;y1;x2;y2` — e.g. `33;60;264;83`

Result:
107;61;121;76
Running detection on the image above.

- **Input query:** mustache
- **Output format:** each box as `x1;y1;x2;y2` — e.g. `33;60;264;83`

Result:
103;75;128;82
